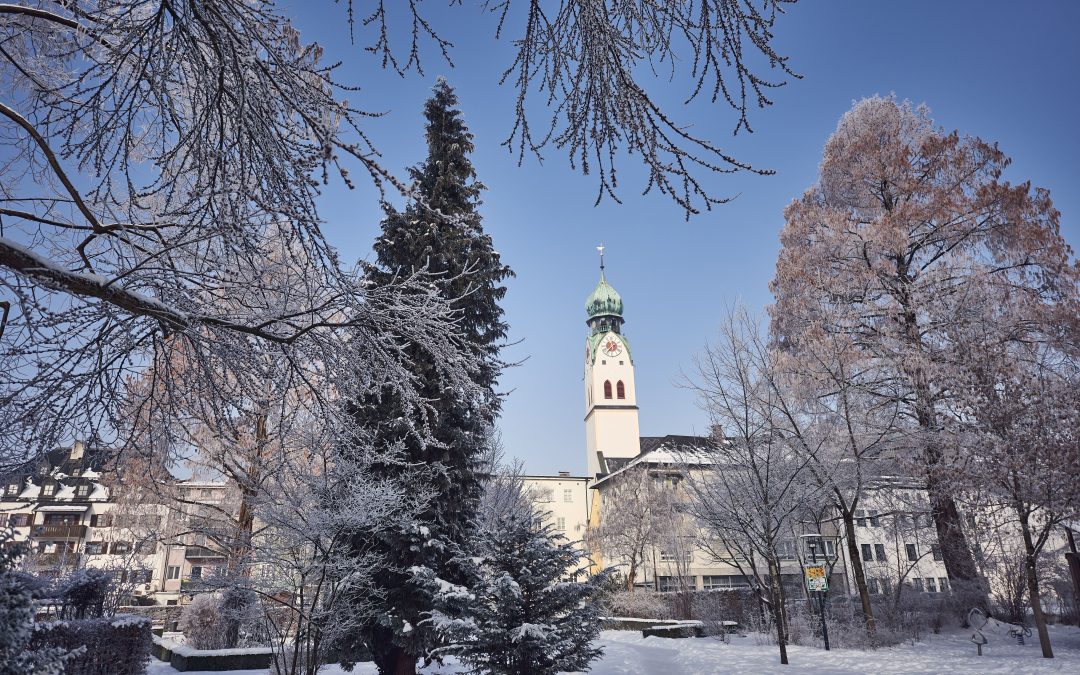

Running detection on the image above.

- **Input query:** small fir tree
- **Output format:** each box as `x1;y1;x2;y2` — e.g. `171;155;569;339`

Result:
338;78;513;675
423;513;607;675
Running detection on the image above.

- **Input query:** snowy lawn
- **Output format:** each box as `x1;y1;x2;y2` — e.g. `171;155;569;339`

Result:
147;622;1080;674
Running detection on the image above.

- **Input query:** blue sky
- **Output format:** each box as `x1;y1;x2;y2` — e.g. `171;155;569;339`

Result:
286;1;1080;474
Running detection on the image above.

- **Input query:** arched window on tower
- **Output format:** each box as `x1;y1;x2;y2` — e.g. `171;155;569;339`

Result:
617;381;626;399
603;380;612;399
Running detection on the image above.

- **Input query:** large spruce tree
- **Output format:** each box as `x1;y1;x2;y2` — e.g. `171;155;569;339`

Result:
339;79;512;675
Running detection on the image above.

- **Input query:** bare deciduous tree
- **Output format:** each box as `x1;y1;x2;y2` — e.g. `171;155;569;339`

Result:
682;308;823;665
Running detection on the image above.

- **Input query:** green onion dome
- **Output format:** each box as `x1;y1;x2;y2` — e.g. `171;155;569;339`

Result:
585;273;624;319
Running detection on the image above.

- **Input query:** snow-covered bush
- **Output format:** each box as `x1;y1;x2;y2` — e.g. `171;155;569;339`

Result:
29;615;151;675
603;589;671;620
422;513;608;675
179;594;229;651
55;569;112;619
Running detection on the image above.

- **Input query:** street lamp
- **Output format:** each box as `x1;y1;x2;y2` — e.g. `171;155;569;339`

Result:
806;539;831;651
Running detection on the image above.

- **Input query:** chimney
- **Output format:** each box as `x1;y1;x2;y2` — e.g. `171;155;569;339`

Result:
558;471;570;477
70;440;85;460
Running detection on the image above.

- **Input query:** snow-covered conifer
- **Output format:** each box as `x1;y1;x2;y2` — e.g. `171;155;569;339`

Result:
338;80;512;675
423;513;606;675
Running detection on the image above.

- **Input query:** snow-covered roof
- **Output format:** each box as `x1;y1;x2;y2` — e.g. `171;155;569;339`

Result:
35;504;89;512
592;435;719;489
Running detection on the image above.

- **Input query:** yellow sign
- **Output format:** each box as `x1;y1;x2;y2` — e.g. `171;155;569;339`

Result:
805;565;828;592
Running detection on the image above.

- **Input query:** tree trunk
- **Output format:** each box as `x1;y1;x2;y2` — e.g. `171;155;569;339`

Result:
896;258;982;592
769;558;789;665
842;508;876;637
1019;511;1053;658
376;647;417;675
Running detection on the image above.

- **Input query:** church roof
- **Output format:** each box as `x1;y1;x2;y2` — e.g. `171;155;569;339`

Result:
585;272;623;319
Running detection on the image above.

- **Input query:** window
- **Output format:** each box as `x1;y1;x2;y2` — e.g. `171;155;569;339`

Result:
555;517;566;532
134;540;155;555
906;544;918;561
965;513;976;529
603;380;612;399
75;484;90;498
856;510;867;527
660;549;692;563
776;540;798;560
925;577;937;593
938;577;949;592
656;576;681;592
868;510;880;527
41;482;56;497
874;544;887;562
563;489;573;503
616;381;626;399
136;569;153;583
110;541;132;555
824;540;836;558
866;578;880;595
702;575;750;590
931;544;942;561
84;542;105;555
44;513;78;525
8;514;31;528
190;566;203;579
89;514;112;528
166;566;181;580
619;360;624;365
912;577;924;592
537;489;554;503
861;544;873;561
6;482;19;495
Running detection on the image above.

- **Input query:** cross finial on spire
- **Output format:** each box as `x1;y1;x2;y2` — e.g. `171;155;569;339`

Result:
597;243;605;274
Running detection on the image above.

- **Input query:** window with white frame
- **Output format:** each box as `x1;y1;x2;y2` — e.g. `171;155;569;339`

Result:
776;540;798;559
555;517;566;532
659;549;692;563
563;489;573;503
702;575;750;590
166;566;181;580
41;482;56;497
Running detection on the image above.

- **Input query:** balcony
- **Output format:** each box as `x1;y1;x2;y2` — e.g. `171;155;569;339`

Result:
31;524;87;539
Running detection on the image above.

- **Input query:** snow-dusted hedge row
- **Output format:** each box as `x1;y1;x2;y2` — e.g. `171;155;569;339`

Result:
30;614;152;675
152;635;273;672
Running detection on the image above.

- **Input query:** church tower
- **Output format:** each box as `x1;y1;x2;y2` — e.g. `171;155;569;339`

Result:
583;249;641;477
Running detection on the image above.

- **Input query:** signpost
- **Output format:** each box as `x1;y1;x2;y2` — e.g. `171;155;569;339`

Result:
805;565;828;592
803;537;831;651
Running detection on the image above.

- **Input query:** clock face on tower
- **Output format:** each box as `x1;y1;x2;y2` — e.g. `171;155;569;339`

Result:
601;336;623;357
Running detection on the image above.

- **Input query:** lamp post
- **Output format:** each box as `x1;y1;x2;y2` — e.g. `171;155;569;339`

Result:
808;540;831;651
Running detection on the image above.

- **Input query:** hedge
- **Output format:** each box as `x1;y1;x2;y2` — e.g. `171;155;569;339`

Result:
30;615;152;675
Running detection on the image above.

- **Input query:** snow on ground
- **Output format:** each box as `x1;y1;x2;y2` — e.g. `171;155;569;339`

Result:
147;621;1080;674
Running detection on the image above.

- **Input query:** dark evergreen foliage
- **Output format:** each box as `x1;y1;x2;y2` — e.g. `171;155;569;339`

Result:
337;79;513;675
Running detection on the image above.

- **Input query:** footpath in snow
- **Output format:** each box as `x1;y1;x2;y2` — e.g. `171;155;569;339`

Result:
148;623;1080;675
